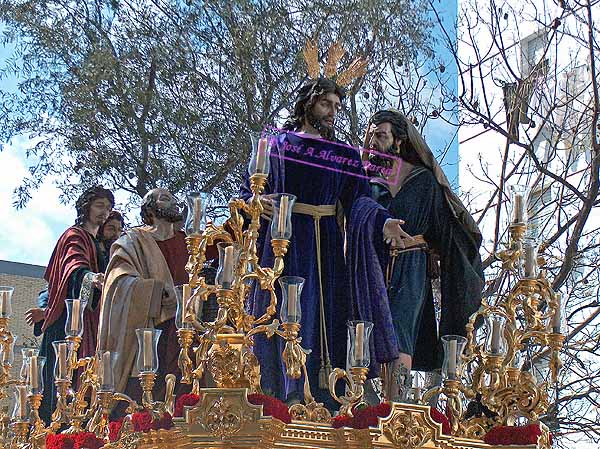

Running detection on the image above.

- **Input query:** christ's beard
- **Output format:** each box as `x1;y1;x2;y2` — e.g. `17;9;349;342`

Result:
306;110;335;140
153;205;183;223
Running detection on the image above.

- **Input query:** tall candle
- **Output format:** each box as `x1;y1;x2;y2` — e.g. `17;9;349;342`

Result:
523;244;537;278
192;197;202;234
58;343;68;378
143;330;153;368
278;196;289;235
17;385;28;420
222;246;235;288
0;290;9;316
513;193;525;223
552;294;562;332
256;137;268;173
355;322;365;363
182;284;192;321
102;351;112;385
29;355;39;389
287;284;298;321
70;299;81;333
447;339;457;378
491;319;501;354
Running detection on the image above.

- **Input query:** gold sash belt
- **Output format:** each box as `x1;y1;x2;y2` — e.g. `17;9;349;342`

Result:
293;201;336;389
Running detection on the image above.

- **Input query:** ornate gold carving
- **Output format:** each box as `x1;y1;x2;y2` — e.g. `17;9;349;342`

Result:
382;409;432;449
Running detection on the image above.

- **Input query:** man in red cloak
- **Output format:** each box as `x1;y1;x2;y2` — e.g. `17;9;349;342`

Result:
39;185;114;423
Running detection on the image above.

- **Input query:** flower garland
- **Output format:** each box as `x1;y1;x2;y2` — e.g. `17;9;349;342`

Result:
331;403;391;429
46;432;104;449
174;393;201;417
247;393;292;424
484;423;552;445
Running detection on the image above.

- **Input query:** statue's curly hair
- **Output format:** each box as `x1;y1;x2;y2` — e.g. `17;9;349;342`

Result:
74;186;115;226
370;110;423;166
282;77;346;135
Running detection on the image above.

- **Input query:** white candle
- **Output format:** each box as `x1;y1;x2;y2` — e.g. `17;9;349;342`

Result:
287;284;298;321
278;196;289;235
222;246;235;287
552;294;562;332
143;330;153;368
17;385;28;419
0;290;9;316
355;322;365;363
29;355;39;389
256;138;268;173
447;339;457;378
513;193;525;223
523;244;537;278
70;299;81;333
58;343;68;378
192;197;202;233
182;284;192;321
491;320;501;354
102;351;112;385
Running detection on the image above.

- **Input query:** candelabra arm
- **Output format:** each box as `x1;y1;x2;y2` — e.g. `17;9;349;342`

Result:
328;367;368;417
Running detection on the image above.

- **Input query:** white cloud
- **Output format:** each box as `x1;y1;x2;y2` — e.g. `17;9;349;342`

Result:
0;140;73;267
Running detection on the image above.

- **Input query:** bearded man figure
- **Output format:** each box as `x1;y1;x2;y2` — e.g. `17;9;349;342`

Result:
356;109;484;402
39;185;114;422
98;188;188;408
240;70;407;408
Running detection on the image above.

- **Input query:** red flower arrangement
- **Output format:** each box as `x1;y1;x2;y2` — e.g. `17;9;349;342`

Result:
108;419;123;442
131;409;174;433
46;432;104;449
332;403;391;429
484;423;552;446
174;393;201;417
247;393;292;424
429;407;452;435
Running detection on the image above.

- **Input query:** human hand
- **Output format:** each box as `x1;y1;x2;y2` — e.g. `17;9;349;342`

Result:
92;272;105;290
383;218;416;248
25;308;46;326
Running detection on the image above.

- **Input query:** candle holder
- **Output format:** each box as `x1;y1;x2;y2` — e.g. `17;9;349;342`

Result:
177;327;196;384
268;194;297;240
97;350;118;392
520;238;539;279
19;348;38;382
279;276;304;324
10;420;30;447
248;134;272;176
347;321;373;368
28;392;45;435
441;335;467;381
328;366;370;417
185;191;210;237
484;314;508;356
509;184;529;225
0;333;16;367
136;328;161;407
65;298;87;338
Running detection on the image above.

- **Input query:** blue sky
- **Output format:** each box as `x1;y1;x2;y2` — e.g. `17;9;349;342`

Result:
0;3;458;267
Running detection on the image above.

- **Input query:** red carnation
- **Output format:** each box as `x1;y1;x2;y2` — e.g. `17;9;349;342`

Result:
332;415;353;428
429;407;451;435
132;409;154;432
484;424;552;446
73;432;104;449
109;420;123;442
374;402;391;418
174;393;201;417
46;434;75;449
247;393;292;424
151;412;174;431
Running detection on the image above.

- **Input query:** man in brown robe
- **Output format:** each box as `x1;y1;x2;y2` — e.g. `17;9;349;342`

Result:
98;188;188;406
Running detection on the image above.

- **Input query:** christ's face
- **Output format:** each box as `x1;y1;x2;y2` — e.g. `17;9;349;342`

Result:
88;198;112;227
308;92;341;134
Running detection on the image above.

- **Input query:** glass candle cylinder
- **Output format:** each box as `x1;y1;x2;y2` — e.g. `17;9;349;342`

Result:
0;286;14;319
347;321;373;368
441;335;467;380
12;385;30;422
0;334;16;366
484;314;507;356
135;328;162;374
248;134;272;176
27;355;46;394
216;243;242;290
510;185;529;224
548;293;565;334
97;350;118;392
175;284;195;329
185;191;210;237
52;340;75;381
269;194;297;240
65;298;87;338
278;276;304;324
521;238;539;279
20;348;38;381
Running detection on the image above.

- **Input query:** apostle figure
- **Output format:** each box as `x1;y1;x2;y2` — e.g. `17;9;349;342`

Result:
98;188;187;406
98;210;125;261
39;185;114;422
240;45;407;407
355;109;484;401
